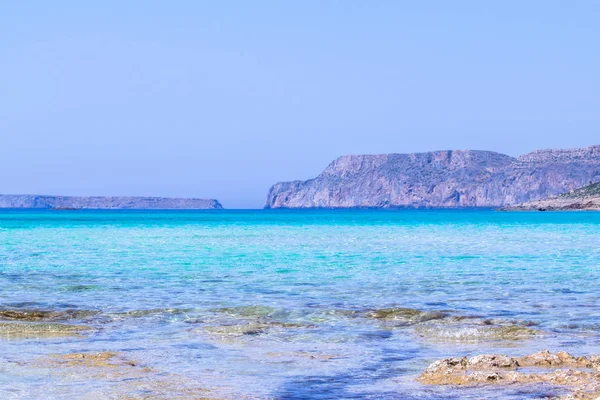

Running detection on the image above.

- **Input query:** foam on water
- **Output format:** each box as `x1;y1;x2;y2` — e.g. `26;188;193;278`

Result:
0;209;599;399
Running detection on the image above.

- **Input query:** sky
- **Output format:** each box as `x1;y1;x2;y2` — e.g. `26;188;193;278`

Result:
1;1;599;208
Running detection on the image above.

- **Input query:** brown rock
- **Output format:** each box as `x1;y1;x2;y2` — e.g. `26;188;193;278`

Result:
419;350;600;400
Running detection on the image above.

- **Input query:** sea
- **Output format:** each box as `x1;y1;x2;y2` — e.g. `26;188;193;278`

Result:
0;209;599;399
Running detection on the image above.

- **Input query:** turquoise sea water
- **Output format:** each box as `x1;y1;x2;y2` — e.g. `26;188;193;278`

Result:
1;209;599;399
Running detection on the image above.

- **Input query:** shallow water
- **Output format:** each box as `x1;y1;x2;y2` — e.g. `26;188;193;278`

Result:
0;209;599;399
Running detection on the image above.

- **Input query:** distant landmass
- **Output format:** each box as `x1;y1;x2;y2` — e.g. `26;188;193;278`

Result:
0;195;223;210
265;145;600;209
502;181;600;211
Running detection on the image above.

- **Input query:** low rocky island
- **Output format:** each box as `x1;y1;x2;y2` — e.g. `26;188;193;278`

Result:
265;144;600;209
0;195;223;210
502;182;600;211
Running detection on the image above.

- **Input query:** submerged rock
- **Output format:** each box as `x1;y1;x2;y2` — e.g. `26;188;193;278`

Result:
346;306;542;343
366;307;448;324
110;308;192;318
0;308;99;322
35;352;213;399
204;320;315;338
0;307;198;325
205;323;268;336
268;321;316;329
0;322;92;338
47;352;139;369
210;305;279;318
266;351;338;361
301;308;362;324
414;323;540;342
419;350;600;399
201;305;317;341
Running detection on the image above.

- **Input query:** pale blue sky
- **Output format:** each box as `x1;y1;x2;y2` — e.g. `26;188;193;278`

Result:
1;1;599;208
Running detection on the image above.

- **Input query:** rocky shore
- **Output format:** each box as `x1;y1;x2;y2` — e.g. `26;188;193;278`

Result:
0;195;223;209
502;182;600;211
420;350;600;399
0;303;595;398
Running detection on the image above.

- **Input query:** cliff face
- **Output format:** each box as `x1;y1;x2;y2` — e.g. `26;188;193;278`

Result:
265;145;600;208
503;182;600;211
0;195;223;210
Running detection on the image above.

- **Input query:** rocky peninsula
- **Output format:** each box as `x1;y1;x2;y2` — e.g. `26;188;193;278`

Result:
265;144;600;208
502;181;600;211
0;195;223;210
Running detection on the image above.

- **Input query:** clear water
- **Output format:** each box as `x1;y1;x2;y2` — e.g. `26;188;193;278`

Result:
0;209;599;399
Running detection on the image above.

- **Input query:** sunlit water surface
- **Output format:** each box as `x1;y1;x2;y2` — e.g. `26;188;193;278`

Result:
0;210;599;399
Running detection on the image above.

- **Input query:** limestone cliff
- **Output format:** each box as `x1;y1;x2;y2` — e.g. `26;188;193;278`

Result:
265;145;600;208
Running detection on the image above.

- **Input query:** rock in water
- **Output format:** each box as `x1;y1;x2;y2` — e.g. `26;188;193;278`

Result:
419;350;600;399
0;322;92;338
265;145;600;208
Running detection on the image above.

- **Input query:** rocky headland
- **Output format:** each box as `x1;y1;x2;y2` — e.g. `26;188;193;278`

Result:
0;195;223;210
265;144;600;208
502;181;600;211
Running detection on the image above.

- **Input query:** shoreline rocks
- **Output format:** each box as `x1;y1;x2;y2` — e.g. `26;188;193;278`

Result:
419;350;600;399
501;182;600;211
